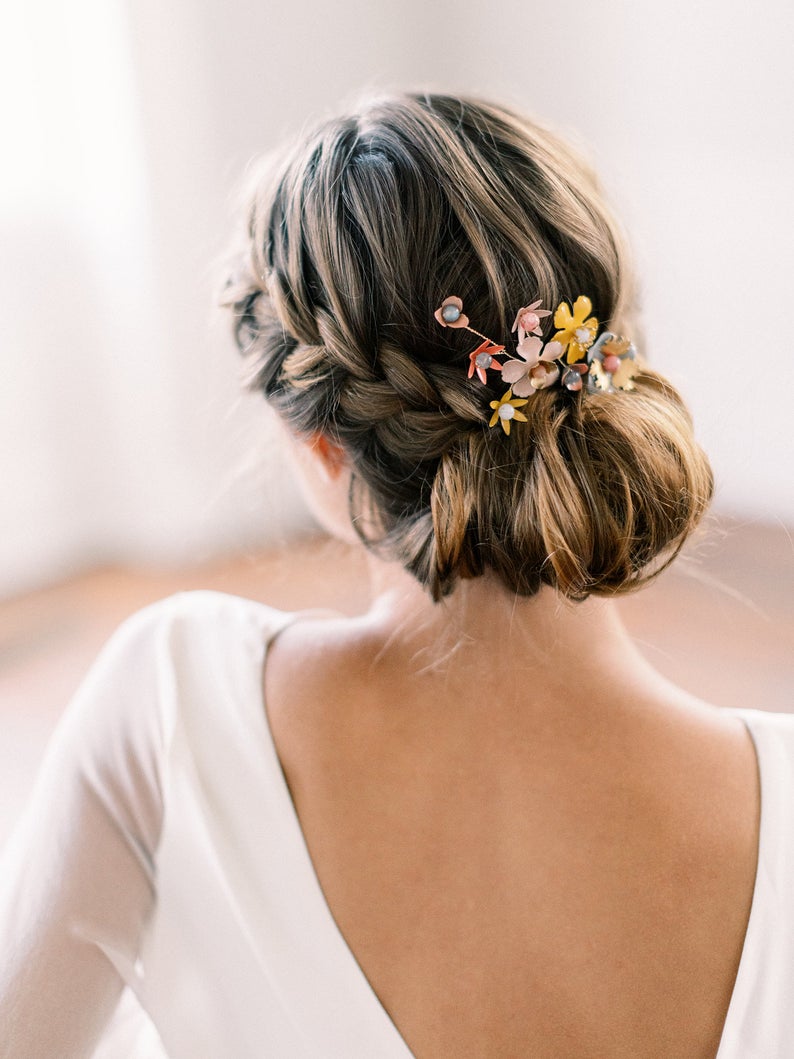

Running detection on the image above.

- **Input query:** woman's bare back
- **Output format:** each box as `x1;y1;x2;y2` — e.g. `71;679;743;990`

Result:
264;614;760;1059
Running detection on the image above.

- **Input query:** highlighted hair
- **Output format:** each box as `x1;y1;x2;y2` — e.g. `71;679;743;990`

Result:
224;91;713;602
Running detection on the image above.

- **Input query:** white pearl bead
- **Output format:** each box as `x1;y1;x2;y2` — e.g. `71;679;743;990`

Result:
498;404;515;420
442;304;461;322
475;352;492;368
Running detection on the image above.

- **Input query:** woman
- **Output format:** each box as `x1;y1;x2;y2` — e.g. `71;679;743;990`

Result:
1;91;789;1058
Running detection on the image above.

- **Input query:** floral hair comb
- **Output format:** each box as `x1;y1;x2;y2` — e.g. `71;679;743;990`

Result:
434;294;639;435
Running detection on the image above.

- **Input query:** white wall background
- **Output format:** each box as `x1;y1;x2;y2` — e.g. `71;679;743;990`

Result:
1;0;792;598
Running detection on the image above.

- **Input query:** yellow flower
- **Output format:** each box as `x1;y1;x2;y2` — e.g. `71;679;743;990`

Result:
488;388;528;436
552;296;599;363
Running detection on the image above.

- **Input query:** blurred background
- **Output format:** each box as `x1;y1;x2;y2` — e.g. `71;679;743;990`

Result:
1;0;793;838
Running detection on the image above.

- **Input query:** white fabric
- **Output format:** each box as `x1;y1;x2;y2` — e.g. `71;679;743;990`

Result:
0;589;791;1058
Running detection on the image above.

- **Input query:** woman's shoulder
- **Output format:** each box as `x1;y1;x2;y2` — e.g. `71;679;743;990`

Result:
120;588;299;634
99;589;313;667
61;590;296;714
66;591;320;772
80;591;306;723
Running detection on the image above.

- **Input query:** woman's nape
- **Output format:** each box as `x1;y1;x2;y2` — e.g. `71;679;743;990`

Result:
279;418;709;730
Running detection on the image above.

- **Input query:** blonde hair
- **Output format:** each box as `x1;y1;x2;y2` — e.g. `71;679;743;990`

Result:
224;91;713;602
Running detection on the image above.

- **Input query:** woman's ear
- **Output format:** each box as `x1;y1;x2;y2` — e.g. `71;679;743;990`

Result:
307;432;349;482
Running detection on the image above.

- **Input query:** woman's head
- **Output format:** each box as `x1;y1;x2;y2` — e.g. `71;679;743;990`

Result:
225;91;713;602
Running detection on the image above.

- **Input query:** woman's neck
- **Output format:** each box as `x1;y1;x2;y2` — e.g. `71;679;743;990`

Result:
358;551;682;723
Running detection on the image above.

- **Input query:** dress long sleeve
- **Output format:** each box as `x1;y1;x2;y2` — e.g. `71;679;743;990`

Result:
0;601;173;1059
0;590;425;1058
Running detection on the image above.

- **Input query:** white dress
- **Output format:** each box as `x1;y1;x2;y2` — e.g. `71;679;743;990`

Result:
0;590;791;1058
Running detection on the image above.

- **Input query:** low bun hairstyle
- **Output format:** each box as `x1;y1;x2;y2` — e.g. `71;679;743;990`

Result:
225;91;713;602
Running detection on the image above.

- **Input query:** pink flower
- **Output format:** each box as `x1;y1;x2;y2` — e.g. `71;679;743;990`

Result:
434;296;470;329
468;341;505;384
500;338;562;397
511;299;552;344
